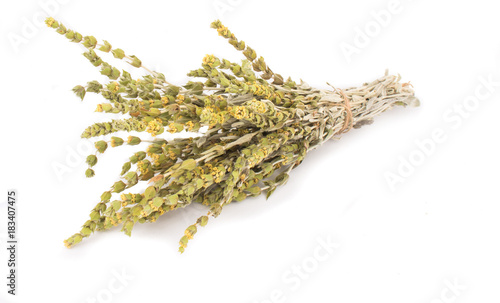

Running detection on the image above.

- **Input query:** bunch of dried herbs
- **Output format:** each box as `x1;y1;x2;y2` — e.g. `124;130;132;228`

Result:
46;17;419;252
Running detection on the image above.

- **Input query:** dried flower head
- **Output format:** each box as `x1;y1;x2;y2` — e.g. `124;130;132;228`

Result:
47;17;419;252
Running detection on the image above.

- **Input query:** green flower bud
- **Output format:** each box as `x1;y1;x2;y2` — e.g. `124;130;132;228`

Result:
219;76;230;87
111;200;121;211
95;141;108;153
144;186;157;200
129;151;146;164
179;235;189;248
56;24;67;35
72;234;83;245
184;225;197;238
45;17;58;28
101;191;112;202
65;30;75;40
166;194;178;206
72;85;86;101
243;47;257;61
90;210;100;221
100;65;112;76
127;136;141;145
110;137;124;147
99;40;112;52
82;36;97;49
200;216;209;226
246;186;261;196
151;197;163;209
97;202;107;212
112;181;126;193
128;55;142;68
146;145;162;154
124;172;138;184
112;48;125;59
83;50;103;67
86;155;98;167
121;162;131;175
85;168;95;178
100;103;113;112
86;80;103;93
121;220;134;237
71;32;83;43
80;227;92;237
110;67;120;80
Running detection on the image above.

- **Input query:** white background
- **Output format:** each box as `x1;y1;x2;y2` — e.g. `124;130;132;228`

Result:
1;0;499;302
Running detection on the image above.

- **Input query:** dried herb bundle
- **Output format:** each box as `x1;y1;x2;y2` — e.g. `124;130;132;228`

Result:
46;18;419;252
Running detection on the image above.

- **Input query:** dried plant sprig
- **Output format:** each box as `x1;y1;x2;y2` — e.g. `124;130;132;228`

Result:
46;18;419;252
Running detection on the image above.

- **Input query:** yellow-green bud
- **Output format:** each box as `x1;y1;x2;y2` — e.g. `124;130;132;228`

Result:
199;216;208;226
99;40;112;52
82;36;97;49
122;220;134;237
85;168;95;178
45;17;58;28
129;55;142;68
179;235;189;248
112;181;126;193
185;225;197;238
95;141;108;153
101;103;113;112
56;24;67;35
101;191;112;202
112;48;125;59
111;137;124;147
90;210;100;221
86;155;97;167
72;85;86;101
80;227;92;236
166;194;178;206
121;162;131;175
124;172;138;184
127;136;141;145
129;151;146;163
65;30;74;39
71;32;82;43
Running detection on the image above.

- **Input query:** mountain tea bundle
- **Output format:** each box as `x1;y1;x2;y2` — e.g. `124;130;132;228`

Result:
46;18;419;252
